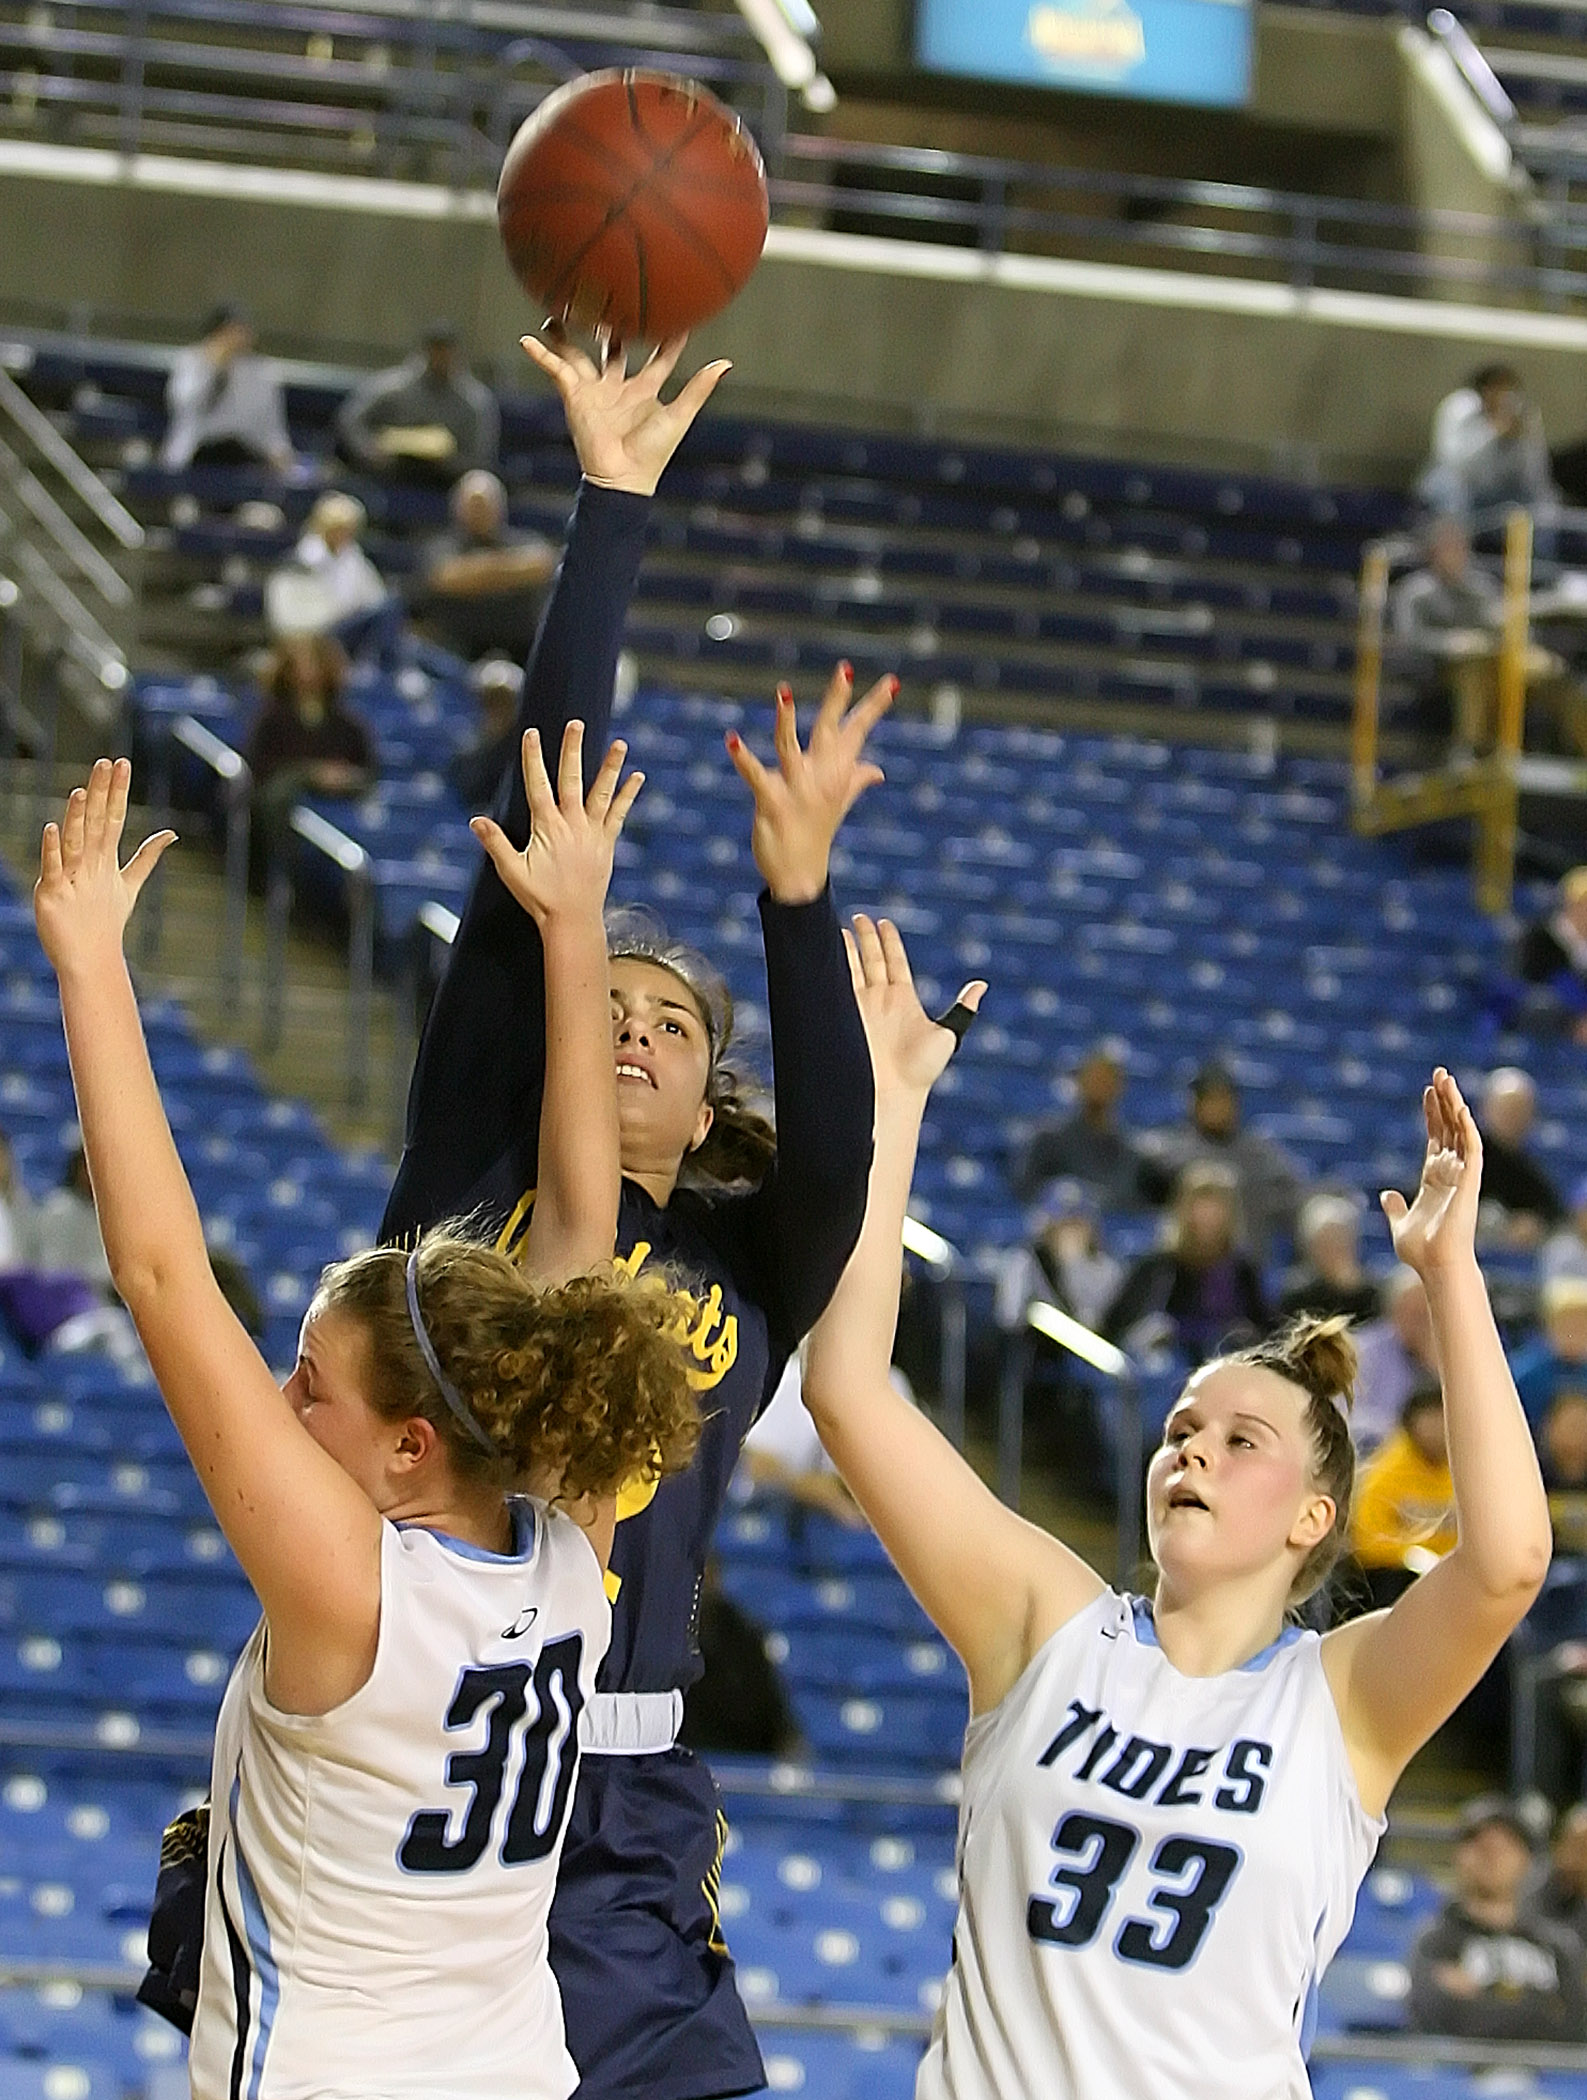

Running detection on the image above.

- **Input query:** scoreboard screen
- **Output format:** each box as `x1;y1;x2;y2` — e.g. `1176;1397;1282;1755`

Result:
914;0;1253;109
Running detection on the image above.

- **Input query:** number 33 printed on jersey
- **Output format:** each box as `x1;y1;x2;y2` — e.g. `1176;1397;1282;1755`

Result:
1029;1813;1242;1973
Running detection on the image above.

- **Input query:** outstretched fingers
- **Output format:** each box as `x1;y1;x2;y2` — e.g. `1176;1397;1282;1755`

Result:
122;829;177;903
584;736;629;822
606;765;645;834
725;728;772;798
851;911;887;986
60;785;88;871
773;684;801;773
635;335;687;397
38;821;62;887
518;728;557;829
555;719;587;813
876;916;914;987
846;672;899;745
667;357;731;428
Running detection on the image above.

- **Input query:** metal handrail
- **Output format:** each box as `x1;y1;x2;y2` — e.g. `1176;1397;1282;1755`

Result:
137;714;252;1017
1427;8;1520;129
263;803;375;1110
0;365;144;553
0;431;132;609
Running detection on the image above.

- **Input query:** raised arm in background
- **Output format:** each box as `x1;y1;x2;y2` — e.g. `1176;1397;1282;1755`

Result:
1321;1068;1552;1817
802;917;1106;1715
33;761;386;1698
471;719;642;1283
382;335;728;1241
726;669;893;1350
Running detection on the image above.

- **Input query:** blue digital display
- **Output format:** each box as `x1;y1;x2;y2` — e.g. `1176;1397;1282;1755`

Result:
915;0;1252;109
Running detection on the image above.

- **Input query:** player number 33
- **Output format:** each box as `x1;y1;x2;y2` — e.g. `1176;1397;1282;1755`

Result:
1027;1812;1242;1972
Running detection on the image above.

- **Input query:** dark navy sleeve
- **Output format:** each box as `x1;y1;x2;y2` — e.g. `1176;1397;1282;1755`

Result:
381;481;651;1242
732;885;875;1363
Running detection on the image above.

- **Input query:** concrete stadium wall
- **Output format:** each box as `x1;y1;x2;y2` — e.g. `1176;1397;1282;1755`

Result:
0;80;1577;489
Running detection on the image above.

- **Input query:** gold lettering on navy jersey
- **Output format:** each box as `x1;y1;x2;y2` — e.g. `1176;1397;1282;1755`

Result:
615;1240;739;1392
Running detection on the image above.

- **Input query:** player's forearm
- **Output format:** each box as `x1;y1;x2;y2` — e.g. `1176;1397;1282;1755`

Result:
524;910;620;1282
57;949;210;1308
804;1088;925;1426
1425;1255;1550;1595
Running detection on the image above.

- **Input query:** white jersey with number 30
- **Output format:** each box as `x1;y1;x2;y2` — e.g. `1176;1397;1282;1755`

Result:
188;1500;609;2100
917;1588;1383;2100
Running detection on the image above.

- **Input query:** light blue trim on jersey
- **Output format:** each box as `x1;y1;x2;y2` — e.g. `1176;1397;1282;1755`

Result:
1128;1594;1305;1672
229;1776;280;2100
399;1497;538;1565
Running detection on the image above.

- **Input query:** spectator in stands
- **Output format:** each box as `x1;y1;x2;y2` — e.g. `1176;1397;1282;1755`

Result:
1410;1797;1586;2043
272;492;396;659
1350;1383;1455;1611
1540;1387;1587;1554
734;1351;865;1528
31;1145;111;1288
245;635;374;874
1527;1805;1587;1949
161;304;292;473
1352;1267;1442;1452
1543;1178;1587;1290
1520;868;1587;1044
335;323;500;487
1478;1067;1565;1246
997;1180;1123;1338
418;471;556;664
1011;1045;1144;1210
1138;1062;1306;1262
1278;1192;1380;1323
1390;516;1505;754
0;1130;33;1269
1103;1160;1269;1366
1419;365;1557;525
1514;1279;1587;1428
447;656;523;812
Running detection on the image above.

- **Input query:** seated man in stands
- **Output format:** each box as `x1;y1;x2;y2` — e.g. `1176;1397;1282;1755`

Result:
1278;1191;1380;1323
245;634;374;875
418;471;555;664
1521;868;1587;1044
1010;1043;1144;1211
335;323;500;488
1102;1160;1269;1367
161;303;292;473
1389;516;1504;753
1418;364;1556;525
1478;1066;1565;1248
1410;1798;1585;2044
1137;1061;1306;1263
1350;1383;1455;1612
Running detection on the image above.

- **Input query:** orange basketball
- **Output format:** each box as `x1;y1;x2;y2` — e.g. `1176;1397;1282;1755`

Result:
496;70;770;342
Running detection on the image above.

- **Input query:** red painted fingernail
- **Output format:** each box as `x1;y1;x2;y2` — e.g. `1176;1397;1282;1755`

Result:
839;661;852;679
726;732;742;752
887;675;900;694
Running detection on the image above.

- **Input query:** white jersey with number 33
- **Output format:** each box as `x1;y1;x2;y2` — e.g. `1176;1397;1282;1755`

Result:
188;1500;609;2100
917;1588;1383;2100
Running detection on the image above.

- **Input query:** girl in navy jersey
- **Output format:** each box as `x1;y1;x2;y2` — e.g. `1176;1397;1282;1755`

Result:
804;916;1551;2100
381;334;888;2100
40;753;700;2099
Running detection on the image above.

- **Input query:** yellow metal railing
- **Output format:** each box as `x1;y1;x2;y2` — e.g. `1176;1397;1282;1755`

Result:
1351;507;1532;916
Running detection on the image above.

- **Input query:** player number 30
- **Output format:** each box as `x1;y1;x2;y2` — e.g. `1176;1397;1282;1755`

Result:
1027;1812;1242;1971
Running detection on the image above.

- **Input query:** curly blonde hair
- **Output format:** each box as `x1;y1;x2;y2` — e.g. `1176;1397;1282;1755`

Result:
1225;1312;1360;1603
313;1231;701;1503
